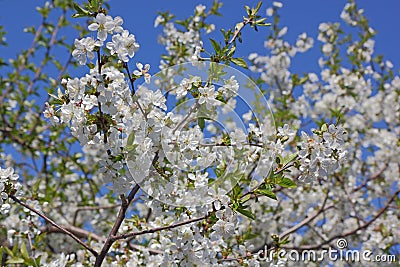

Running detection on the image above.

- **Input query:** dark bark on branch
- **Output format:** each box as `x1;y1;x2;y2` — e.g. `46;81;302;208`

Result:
94;184;140;267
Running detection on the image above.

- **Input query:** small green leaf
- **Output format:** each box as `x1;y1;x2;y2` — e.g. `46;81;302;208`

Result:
72;3;90;18
254;1;263;13
7;257;25;264
277;177;297;188
257;188;277;200
276;155;282;164
230;57;248;68
241;194;251;203
299;76;308;85
256;18;267;24
236;206;255;220
20;242;29;260
90;0;100;10
72;13;87;18
3;247;14;257
210;38;221;54
282;153;298;166
257;22;272;27
73;3;87;13
227;46;236;57
198;117;205;131
231;184;243;199
244;5;251;16
127;132;135;146
35;255;42;265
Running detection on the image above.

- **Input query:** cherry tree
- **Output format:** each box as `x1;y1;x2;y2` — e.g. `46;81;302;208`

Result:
0;0;398;266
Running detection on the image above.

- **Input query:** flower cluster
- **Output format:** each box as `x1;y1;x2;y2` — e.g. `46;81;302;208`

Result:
72;13;138;65
0;166;22;214
298;125;347;182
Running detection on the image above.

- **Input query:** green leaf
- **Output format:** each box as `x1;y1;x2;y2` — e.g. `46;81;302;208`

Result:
72;3;90;18
90;0;100;10
230;57;248;68
276;155;282;165
198;117;205;131
72;13;87;18
256;22;271;26
277;177;297;188
257;188;277;200
241;194;251;203
236;206;255;220
73;3;87;13
254;1;263;13
127;132;135;146
231;184;243;199
299;76;308;85
35;255;42;266
245;5;251;16
210;38;221;54
282;152;298;166
3;247;14;257
7;257;25;264
256;18;267;24
227;46;236;57
20;242;29;260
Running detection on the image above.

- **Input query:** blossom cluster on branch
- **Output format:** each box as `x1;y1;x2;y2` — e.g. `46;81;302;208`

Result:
0;0;398;266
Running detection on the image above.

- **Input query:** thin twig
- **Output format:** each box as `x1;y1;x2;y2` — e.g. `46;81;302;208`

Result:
72;204;120;226
113;214;208;240
42;224;164;255
228;17;252;45
10;196;98;257
351;164;387;193
282;189;400;251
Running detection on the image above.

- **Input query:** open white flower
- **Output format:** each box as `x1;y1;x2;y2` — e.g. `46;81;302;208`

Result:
72;37;96;65
133;63;151;84
198;85;217;109
106;30;139;62
88;13;114;41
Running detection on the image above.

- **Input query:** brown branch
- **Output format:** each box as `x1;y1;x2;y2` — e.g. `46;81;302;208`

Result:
42;224;105;242
42;224;164;255
123;62;136;94
113;214;208;240
251;190;333;254
123;62;146;117
283;189;400;251
72;204;120;226
94;184;140;267
279;193;332;240
10;195;98;257
351;164;387;193
228;17;252;45
26;13;65;94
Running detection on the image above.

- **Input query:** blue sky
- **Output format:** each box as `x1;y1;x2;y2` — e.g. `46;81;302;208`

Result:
0;0;399;76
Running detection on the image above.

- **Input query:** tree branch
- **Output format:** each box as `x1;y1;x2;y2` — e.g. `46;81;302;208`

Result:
94;184;140;267
113;214;208;241
72;204;120;226
10;195;98;257
42;224;164;255
252;190;333;254
283;189;400;251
